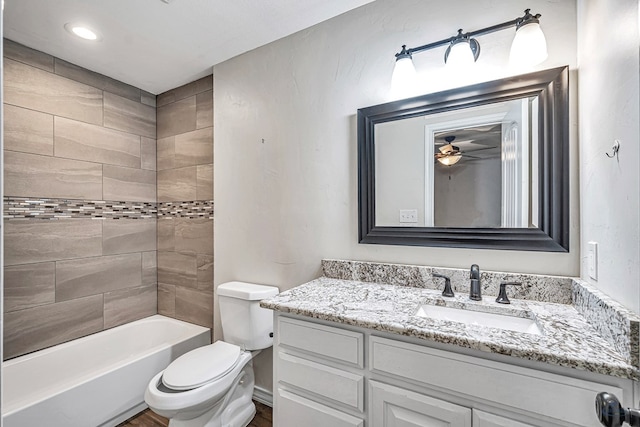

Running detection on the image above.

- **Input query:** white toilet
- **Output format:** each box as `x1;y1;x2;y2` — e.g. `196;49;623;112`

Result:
145;281;279;427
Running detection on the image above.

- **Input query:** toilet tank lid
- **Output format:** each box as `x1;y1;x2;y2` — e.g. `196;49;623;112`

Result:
217;281;279;300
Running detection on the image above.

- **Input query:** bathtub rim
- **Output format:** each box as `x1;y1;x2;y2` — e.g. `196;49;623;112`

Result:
2;314;211;417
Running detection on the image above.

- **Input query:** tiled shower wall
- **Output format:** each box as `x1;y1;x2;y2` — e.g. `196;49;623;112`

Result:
2;40;158;359
156;76;214;329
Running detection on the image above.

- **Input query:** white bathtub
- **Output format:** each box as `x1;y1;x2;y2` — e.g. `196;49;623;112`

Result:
2;315;211;427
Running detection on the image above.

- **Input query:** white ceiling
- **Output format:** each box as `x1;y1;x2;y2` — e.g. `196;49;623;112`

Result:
3;0;374;94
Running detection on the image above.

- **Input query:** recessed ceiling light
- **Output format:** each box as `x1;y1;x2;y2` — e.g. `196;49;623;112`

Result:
64;23;102;41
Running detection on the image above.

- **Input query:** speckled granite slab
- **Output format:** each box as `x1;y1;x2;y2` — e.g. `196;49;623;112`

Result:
573;278;640;369
321;259;640;374
322;259;574;304
262;277;640;380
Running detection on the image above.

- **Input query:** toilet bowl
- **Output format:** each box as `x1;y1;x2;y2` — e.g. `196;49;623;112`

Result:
145;282;279;427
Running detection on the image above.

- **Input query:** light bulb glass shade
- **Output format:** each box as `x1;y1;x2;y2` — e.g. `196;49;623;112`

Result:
446;41;476;68
391;56;417;99
510;22;547;68
437;154;462;166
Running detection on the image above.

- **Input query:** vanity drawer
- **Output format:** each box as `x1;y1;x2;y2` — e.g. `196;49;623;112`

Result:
370;336;623;427
277;389;364;427
277;352;364;412
278;317;364;368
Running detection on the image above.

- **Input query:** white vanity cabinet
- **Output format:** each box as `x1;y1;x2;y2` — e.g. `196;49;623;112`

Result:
273;314;636;427
369;380;472;427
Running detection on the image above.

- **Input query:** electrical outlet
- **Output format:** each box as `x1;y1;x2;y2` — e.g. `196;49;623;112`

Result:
399;209;418;223
587;241;598;281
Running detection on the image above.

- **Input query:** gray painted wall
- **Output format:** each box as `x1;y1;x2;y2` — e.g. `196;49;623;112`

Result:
214;0;579;391
577;0;640;312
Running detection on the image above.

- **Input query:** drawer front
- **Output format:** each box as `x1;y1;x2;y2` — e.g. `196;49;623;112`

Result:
277;389;364;427
278;317;364;368
473;410;537;427
370;336;622;427
370;380;472;427
277;352;364;412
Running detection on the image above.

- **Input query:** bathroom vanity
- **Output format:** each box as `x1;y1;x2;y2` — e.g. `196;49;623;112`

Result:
261;260;640;427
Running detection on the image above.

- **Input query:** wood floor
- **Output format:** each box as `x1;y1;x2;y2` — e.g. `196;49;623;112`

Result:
117;401;272;427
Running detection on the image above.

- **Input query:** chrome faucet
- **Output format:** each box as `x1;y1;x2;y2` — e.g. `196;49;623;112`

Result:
469;264;481;301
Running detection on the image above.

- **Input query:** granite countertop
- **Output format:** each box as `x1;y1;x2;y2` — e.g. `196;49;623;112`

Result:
261;277;640;380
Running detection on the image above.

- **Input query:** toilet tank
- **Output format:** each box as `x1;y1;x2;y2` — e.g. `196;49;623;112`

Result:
217;281;279;350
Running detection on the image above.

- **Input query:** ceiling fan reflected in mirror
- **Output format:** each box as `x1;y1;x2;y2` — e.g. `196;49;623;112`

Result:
434;125;501;166
435;136;463;165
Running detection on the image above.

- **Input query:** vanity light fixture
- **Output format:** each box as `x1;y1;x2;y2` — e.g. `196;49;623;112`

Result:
391;9;547;92
64;23;102;41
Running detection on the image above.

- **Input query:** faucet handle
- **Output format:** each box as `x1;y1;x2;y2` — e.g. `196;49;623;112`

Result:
496;282;522;304
432;273;454;298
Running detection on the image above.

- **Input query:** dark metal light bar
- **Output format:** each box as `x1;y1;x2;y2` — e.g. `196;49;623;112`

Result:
394;9;542;60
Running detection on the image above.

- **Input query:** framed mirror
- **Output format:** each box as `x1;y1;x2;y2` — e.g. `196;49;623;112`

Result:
357;66;569;252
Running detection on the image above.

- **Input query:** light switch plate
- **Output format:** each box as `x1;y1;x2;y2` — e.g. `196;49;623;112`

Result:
399;209;418;223
587;241;598;281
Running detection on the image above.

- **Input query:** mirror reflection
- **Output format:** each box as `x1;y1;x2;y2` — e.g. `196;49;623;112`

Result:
374;98;539;229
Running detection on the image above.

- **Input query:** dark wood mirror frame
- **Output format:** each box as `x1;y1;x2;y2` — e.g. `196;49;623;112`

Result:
357;66;569;252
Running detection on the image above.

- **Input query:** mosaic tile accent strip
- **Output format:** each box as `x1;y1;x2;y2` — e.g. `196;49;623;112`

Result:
4;198;215;220
321;259;573;304
157;201;213;218
4;197;156;220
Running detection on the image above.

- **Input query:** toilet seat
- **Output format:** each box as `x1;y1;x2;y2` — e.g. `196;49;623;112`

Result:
162;341;241;391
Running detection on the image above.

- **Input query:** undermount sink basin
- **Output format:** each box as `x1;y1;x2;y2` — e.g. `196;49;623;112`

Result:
415;304;542;335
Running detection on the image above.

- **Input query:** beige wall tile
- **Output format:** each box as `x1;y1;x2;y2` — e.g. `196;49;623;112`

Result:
157;96;196;138
103;78;142;103
54;58;141;102
197;164;214;200
157;218;176;251
157;136;175;170
53;58;105;91
175;127;213;168
142;251;158;286
157;167;197;202
174;75;213;101
4;219;102;266
175;287;212;328
4;58;103;125
56;253;142;301
54;117;141;168
196;90;213;129
158;251;197;288
197;254;213;292
175;218;213;255
103;165;156;202
4;151;102;199
158;283;176;317
4;39;54;72
4;104;54;155
104;92;156;138
102;219;157;255
141;137;157;171
4;295;103;359
157;90;176;108
104;285;157;329
4;262;55;312
141;91;157;107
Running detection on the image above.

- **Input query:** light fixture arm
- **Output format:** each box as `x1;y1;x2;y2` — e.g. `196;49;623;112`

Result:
394;9;540;58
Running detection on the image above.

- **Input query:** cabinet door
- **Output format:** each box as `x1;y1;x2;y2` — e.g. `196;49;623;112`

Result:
276;388;364;427
473;410;537;427
370;381;471;427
